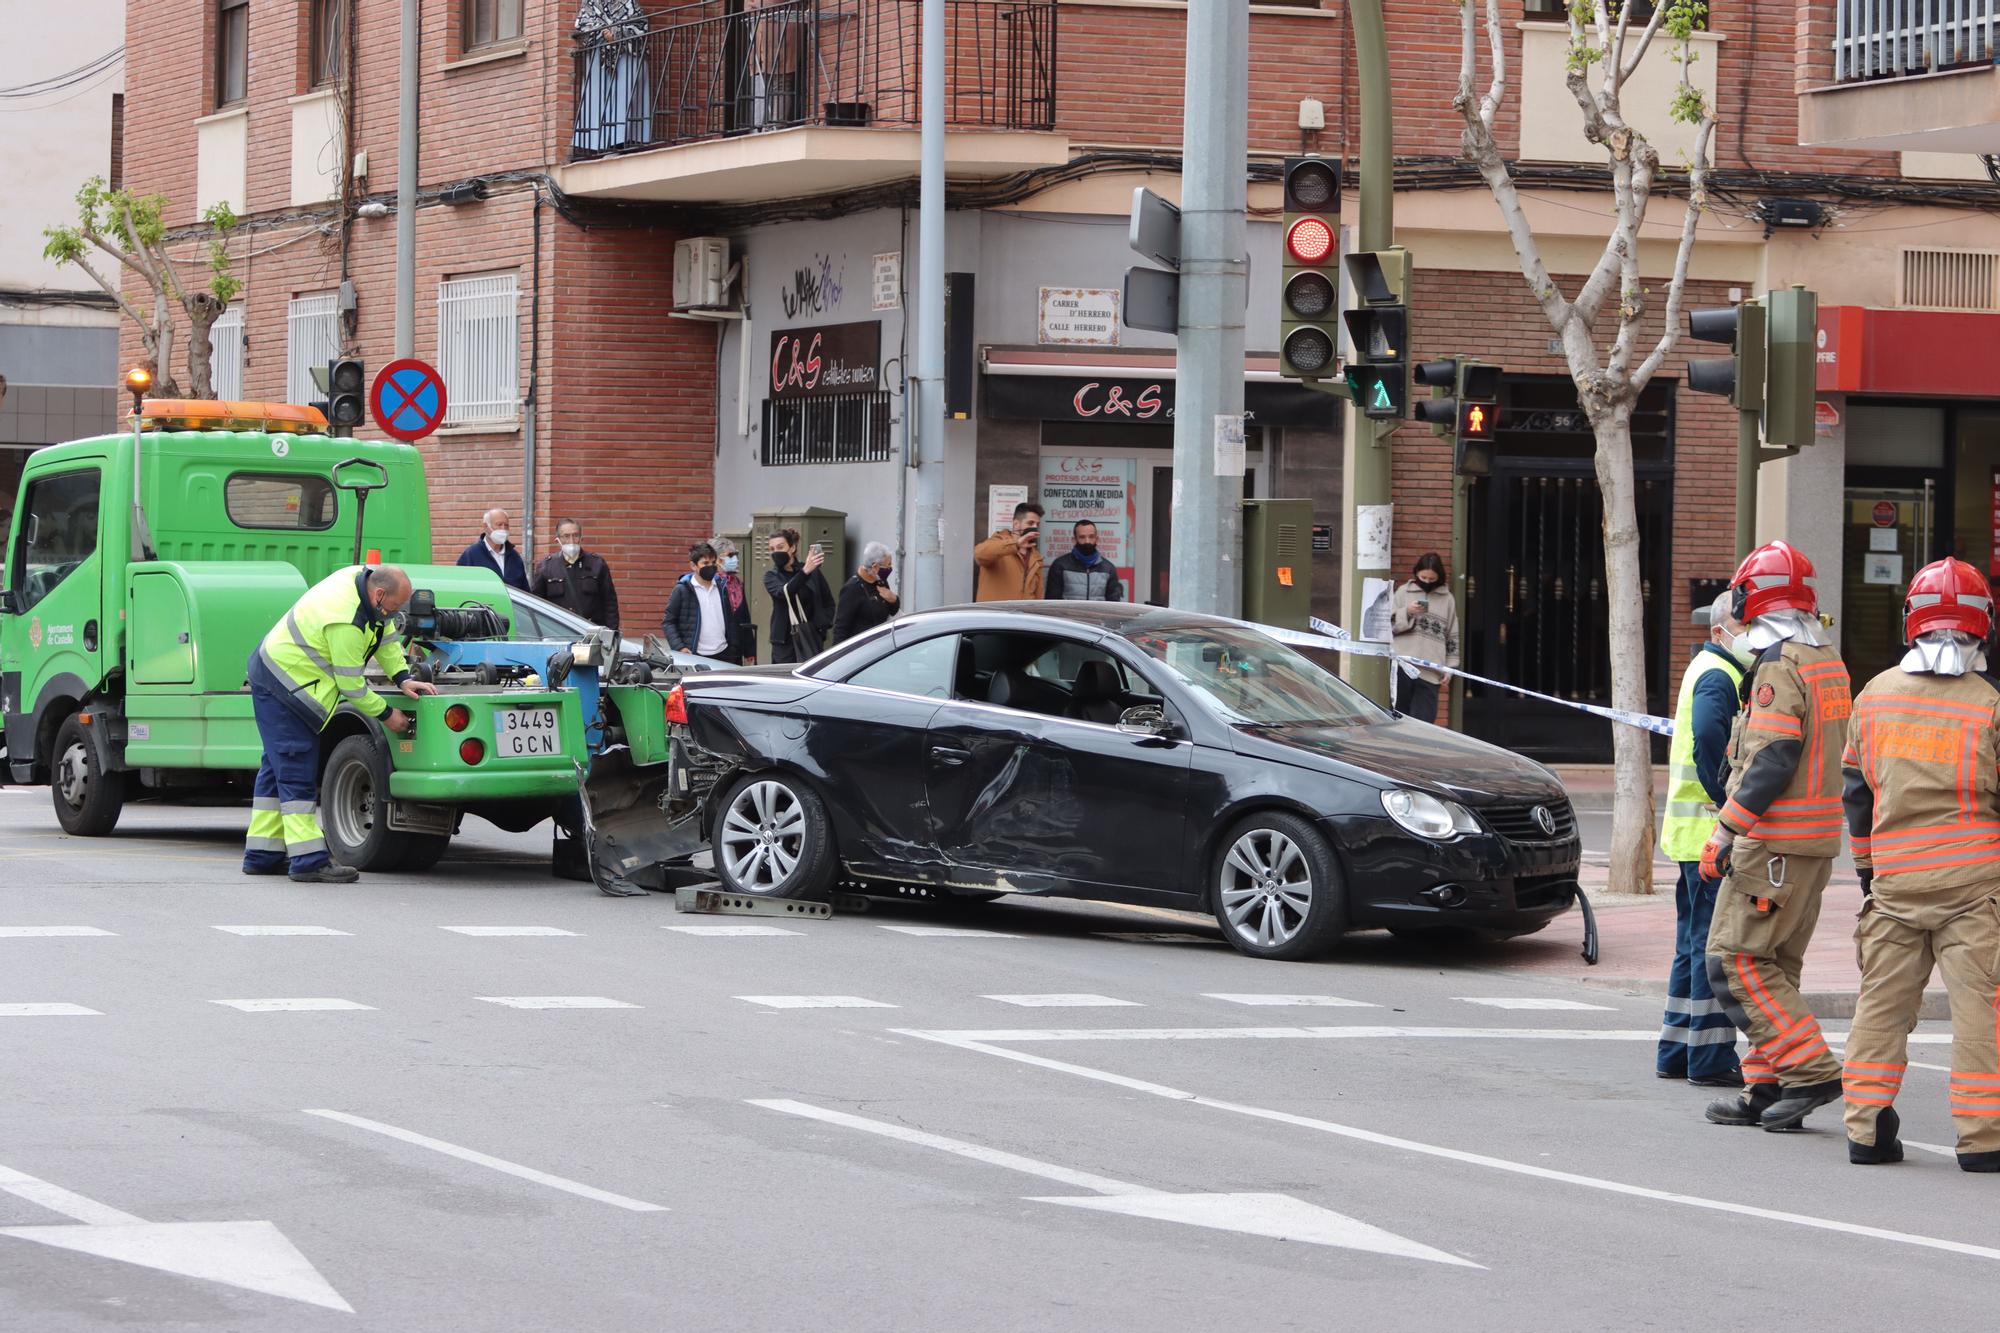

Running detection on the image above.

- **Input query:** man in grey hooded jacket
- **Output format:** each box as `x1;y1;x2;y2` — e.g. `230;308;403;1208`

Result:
1044;521;1126;603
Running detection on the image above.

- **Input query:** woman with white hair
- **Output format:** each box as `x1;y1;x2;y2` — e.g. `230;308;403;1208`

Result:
832;540;899;643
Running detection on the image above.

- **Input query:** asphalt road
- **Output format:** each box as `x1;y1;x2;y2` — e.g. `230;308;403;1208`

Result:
1;788;1992;1332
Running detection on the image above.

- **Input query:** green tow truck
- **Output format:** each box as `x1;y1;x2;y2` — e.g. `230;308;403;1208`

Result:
0;399;694;879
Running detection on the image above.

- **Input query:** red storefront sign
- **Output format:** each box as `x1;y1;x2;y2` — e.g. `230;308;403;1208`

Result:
1817;305;2000;397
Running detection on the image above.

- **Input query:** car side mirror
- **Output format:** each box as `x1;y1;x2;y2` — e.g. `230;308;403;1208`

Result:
1117;705;1171;738
0;589;20;616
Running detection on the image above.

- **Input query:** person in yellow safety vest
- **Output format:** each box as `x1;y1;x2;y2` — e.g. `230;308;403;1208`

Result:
242;565;436;883
1840;556;2000;1173
1655;591;1751;1087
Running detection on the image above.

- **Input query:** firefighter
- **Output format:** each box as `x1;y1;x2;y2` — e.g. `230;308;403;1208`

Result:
243;565;435;883
1701;540;1852;1132
1840;557;2000;1172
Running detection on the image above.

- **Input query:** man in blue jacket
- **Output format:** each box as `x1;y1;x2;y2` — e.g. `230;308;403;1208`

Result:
1655;591;1752;1086
456;506;528;591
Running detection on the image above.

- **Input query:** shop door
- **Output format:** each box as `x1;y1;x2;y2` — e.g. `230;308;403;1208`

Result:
1149;464;1255;606
1841;484;1934;688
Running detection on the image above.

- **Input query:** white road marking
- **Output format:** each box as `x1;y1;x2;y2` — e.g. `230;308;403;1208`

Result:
912;1026;1660;1043
304;1109;667;1212
0;927;115;938
982;995;1142;1009
441;926;580;937
1095;932;1220;945
212;998;374;1013
875;925;1022;939
0;1160;350;1311
900;1030;2000;1264
665;924;803;937
751;1100;1477;1267
1205;994;1380;1008
0;1004;101;1017
1459;997;1616;1011
736;995;898;1009
476;996;638;1009
1909;1061;1954;1073
1906;1140;1958;1159
214;925;353;937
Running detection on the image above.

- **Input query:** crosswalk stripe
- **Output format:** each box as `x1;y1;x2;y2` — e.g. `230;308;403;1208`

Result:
1204;994;1379;1008
1458;997;1615;1012
214;926;352;937
735;995;897;1009
440;926;580;937
983;994;1142;1009
665;925;803;937
0;1003;101;1017
876;925;1021;939
0;927;115;938
211;998;374;1012
476;997;638;1009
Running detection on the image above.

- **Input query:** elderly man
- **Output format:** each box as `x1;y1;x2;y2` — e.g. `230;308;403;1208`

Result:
1655;591;1752;1087
529;517;620;630
244;565;436;883
833;542;899;642
456;507;528;591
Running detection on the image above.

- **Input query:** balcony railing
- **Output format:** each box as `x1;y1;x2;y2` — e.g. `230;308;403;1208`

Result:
1833;0;2000;82
572;0;1058;160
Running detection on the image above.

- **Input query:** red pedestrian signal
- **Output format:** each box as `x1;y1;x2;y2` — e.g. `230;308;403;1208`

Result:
1464;404;1488;435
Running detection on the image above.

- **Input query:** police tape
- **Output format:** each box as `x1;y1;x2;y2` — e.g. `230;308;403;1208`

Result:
1249;616;1679;738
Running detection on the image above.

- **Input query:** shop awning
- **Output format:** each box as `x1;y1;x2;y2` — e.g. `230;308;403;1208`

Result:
1819;305;2000;397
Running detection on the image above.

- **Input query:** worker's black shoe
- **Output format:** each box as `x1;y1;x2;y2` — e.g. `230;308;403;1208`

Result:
1848;1108;1903;1165
241;862;288;877
1706;1084;1780;1126
1761;1078;1845;1132
1655;1068;1687;1081
1959;1149;2000;1174
289;864;360;884
1688;1068;1745;1089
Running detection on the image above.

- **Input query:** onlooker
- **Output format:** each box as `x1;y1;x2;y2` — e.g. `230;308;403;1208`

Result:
1655;591;1748;1088
710;536;756;664
765;527;833;663
1044;520;1125;602
456;507;529;591
663;543;751;664
974;501;1044;602
529;517;621;630
832;541;899;643
1390;552;1460;724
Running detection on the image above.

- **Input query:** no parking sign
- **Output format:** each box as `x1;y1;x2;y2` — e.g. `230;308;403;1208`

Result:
369;359;448;442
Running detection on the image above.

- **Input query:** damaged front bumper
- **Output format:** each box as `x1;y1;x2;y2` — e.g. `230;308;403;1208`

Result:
574;737;733;897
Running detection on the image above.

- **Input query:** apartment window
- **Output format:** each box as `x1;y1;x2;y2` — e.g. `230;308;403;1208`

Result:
462;0;524;51
1524;0;1656;17
286;293;339;407
310;0;344;86
217;0;249;106
761;392;895;466
438;273;520;426
210;304;245;401
109;93;124;189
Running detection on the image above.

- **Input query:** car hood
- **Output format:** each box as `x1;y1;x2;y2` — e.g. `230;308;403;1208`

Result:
1232;717;1565;806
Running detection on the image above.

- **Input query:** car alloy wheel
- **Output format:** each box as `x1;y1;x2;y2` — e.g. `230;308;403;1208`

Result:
720;779;807;893
1218;828;1313;950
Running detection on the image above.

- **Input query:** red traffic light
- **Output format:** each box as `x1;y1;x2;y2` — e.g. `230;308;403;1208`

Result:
1286;217;1335;265
1461;403;1492;436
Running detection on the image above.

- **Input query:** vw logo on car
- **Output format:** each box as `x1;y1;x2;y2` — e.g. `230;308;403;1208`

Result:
1532;805;1557;836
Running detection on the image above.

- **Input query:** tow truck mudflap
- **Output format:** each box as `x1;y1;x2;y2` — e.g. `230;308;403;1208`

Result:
573;739;718;897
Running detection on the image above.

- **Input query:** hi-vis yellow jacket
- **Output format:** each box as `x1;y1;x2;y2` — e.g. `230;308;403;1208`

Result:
254;567;411;729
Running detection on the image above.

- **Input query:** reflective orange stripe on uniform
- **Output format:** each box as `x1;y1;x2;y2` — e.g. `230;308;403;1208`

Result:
1844;1061;1904;1105
1749;713;1803;737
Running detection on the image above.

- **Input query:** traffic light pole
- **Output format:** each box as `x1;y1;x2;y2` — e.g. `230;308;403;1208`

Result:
1168;0;1249;617
1344;0;1393;704
1735;408;1759;559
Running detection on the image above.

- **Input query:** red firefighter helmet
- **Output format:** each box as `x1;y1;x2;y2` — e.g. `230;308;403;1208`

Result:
1905;556;1994;643
1728;540;1818;622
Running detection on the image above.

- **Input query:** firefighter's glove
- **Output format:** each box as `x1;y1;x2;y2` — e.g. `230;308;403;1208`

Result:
1859;869;1873;899
1700;827;1735;882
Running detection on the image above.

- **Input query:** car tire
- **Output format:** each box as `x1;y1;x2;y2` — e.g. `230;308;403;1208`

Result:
321;734;418;872
1210;810;1346;961
712;771;836;900
50;713;126;837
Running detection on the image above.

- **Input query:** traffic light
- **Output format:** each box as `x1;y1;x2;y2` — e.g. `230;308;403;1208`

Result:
1763;286;1818;449
327;357;366;437
1413;358;1501;475
1279;155;1342;381
1342;249;1410;419
1686;300;1765;412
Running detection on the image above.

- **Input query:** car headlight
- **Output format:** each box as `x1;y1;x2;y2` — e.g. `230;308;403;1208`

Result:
1381;789;1481;840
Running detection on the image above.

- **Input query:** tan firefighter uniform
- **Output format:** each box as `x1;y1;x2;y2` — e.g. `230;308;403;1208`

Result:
1841;669;2000;1165
1705;639;1852;1093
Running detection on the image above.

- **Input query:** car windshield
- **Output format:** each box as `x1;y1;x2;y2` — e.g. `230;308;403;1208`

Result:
1120;624;1386;727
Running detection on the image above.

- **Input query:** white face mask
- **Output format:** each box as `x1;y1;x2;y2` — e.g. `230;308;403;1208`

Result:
488;528;509;547
560;543;581;561
1723;631;1757;667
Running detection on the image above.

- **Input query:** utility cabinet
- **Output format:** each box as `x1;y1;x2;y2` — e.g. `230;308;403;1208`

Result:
1241;498;1314;631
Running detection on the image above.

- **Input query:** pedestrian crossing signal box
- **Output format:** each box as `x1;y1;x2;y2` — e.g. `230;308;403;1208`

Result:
1242;499;1314;631
1342;249;1411;420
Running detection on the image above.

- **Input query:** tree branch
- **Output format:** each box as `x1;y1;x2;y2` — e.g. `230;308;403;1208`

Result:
67;252;155;338
1636;115;1716;385
1617;2;1671;87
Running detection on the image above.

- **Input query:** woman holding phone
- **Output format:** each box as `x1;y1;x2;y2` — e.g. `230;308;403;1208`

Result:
765;528;833;663
1390;552;1460;726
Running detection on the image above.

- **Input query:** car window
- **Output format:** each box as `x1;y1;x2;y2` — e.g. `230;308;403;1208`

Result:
1023;640;1126;689
11;468;101;612
1125;624;1384;726
846;635;957;700
225;473;337;531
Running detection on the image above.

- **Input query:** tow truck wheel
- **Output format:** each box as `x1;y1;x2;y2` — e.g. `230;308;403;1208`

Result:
394;835;452;873
50;714;126;837
322;734;420;872
713;772;836;900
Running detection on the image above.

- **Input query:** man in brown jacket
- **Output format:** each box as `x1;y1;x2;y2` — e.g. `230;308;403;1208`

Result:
1701;540;1852;1134
974;500;1045;602
1840;556;2000;1173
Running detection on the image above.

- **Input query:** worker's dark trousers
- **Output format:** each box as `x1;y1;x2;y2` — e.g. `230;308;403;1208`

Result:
243;675;330;876
1658;862;1742;1080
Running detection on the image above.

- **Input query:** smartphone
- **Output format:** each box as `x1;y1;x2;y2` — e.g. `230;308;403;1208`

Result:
809;543;823;557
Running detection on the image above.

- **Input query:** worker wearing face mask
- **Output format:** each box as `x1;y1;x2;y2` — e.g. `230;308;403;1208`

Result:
1045;520;1127;602
1654;590;1752;1089
529;517;621;631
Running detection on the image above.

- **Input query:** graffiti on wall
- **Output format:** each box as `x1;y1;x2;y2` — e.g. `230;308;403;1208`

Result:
781;253;847;320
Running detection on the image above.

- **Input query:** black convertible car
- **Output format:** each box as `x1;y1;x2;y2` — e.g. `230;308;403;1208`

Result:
665;603;1580;961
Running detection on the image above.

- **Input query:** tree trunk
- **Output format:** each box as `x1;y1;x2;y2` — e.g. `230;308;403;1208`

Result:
152;289;182;398
1593;406;1657;894
185;291;223;400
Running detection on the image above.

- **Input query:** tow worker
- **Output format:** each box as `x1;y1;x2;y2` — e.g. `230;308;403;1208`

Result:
243;565;435;883
1840;557;2000;1172
1701;540;1852;1133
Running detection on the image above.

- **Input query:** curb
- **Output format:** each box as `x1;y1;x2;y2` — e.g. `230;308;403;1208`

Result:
1578;975;1950;1021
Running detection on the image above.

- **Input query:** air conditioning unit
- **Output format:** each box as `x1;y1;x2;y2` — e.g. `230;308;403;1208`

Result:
674;236;732;310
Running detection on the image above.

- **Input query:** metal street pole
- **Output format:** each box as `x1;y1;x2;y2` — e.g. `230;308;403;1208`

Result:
1342;0;1393;704
1735;409;1758;558
910;0;947;609
396;0;418;357
1168;0;1249;617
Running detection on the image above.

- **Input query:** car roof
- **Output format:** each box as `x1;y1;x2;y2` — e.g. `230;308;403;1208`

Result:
896;602;1247;638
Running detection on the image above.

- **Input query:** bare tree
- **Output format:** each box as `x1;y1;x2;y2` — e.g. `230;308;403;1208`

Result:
1452;0;1714;896
44;178;241;398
